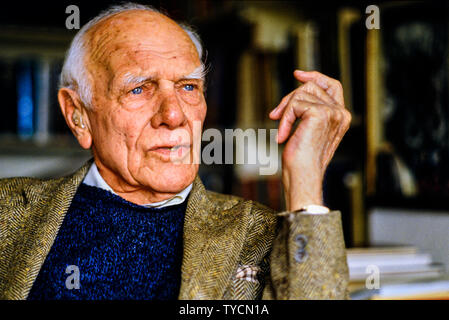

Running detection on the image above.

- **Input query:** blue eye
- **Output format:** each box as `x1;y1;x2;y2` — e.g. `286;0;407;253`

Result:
184;84;195;92
131;87;143;94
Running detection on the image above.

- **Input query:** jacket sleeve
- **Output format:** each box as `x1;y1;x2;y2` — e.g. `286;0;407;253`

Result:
262;210;350;300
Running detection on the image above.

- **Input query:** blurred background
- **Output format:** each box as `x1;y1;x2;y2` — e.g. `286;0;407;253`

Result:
1;0;449;298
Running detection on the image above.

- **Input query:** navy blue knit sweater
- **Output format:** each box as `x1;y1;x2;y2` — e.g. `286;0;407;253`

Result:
27;183;187;300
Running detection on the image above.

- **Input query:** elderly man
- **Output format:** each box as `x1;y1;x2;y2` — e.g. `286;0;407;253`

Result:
0;3;351;300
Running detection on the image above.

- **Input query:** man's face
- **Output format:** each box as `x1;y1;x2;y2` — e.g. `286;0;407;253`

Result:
83;11;206;199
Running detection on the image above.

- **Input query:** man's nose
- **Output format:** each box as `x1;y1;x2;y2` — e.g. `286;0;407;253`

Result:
151;92;187;129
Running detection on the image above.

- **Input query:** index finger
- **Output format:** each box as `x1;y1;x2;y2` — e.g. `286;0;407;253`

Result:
294;70;345;107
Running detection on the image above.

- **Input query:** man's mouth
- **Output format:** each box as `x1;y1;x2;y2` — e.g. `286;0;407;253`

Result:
148;144;191;158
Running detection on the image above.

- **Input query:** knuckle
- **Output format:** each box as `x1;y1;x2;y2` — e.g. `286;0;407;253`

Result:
305;106;320;120
292;96;303;105
334;110;343;123
344;109;352;123
334;79;343;89
281;94;290;105
341;112;352;131
292;90;304;101
300;81;312;90
318;106;331;121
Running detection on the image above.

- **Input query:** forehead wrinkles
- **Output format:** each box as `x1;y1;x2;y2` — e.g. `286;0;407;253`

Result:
82;11;202;101
107;46;200;86
86;11;198;64
86;24;199;86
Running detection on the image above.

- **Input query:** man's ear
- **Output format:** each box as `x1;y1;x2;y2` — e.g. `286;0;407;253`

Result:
58;87;92;149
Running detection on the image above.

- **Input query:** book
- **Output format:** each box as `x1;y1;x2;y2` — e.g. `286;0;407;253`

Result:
348;252;433;268
347;246;448;299
372;279;449;300
16;60;35;138
349;264;444;282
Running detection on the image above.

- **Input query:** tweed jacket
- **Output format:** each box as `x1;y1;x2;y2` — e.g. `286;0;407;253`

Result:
0;160;349;300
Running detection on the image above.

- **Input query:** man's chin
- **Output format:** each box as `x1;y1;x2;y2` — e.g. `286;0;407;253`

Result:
138;165;197;194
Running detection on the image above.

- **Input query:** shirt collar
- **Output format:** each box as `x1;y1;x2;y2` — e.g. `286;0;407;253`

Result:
82;162;192;208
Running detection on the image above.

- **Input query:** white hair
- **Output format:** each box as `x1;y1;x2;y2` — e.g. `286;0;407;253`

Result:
59;2;205;109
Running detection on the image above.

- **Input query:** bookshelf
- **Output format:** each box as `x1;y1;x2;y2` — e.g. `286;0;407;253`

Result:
0;25;89;179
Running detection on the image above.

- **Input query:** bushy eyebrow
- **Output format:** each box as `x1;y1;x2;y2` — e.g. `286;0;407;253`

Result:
182;65;207;81
122;73;155;86
122;64;206;87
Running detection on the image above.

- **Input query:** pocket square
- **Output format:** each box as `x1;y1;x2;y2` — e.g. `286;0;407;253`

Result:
235;265;260;283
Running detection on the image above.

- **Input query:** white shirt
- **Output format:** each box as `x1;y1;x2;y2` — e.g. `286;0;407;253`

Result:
82;162;192;208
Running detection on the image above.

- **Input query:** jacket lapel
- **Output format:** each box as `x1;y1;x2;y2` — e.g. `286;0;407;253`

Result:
178;177;247;300
2;159;92;300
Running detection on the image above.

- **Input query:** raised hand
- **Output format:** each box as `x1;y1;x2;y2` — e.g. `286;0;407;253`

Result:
269;70;351;211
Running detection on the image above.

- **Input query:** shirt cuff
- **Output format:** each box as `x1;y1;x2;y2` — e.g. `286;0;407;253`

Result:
295;204;330;214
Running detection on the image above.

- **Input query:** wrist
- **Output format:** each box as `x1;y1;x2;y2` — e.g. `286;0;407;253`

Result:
287;195;324;212
282;165;325;211
284;183;323;211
